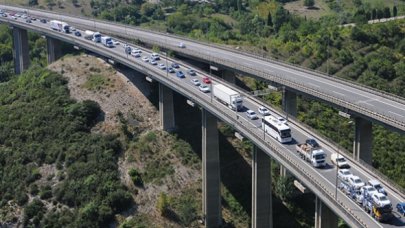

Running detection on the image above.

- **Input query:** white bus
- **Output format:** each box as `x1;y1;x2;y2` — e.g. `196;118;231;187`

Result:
262;115;292;143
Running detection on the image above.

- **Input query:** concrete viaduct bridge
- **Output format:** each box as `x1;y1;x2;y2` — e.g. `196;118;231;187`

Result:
1;4;404;228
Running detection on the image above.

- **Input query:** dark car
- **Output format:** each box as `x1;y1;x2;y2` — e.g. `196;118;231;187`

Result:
74;31;81;37
171;62;180;68
397;203;405;216
40;18;47;23
306;138;320;148
176;71;185;78
25;19;32;23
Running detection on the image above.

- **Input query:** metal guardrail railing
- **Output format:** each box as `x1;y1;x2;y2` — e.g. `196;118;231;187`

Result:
1;18;391;227
1;3;405;132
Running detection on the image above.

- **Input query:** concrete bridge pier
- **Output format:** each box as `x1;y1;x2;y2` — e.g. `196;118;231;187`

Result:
12;27;30;74
282;88;297;117
159;83;176;132
47;36;62;64
221;69;236;84
280;88;297;177
353;117;373;165
252;146;272;228
202;109;222;227
315;196;338;228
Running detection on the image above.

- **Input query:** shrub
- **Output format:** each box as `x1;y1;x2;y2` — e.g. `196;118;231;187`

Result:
128;168;143;186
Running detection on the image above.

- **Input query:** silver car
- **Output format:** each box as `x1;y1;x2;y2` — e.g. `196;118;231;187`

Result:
191;79;200;86
199;85;210;93
246;110;258;120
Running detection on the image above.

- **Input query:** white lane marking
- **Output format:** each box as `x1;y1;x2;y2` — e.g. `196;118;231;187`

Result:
332;91;346;96
307;82;320;88
388;111;404;117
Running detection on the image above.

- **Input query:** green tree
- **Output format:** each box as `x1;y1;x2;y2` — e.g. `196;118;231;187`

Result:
275;176;294;201
372;8;377;19
267;11;273;27
303;0;314;7
383;7;391;18
157;192;170;217
393;6;398;17
274;5;289;32
28;0;38;6
140;3;156;17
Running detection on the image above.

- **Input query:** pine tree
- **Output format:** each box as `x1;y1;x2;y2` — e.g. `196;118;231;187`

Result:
267;12;273;27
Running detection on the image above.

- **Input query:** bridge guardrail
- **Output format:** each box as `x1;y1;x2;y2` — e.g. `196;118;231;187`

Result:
2;18;386;227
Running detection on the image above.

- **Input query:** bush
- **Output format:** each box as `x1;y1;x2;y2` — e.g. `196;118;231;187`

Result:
40;185;53;199
128;168;143;186
157;192;170;217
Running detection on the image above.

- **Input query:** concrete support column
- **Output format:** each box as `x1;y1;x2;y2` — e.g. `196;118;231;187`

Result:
202;109;221;227
353;117;372;165
252;146;272;228
47;36;62;64
315;196;338;228
282;88;297;117
159;83;175;132
279;165;288;178
12;27;30;74
221;69;236;84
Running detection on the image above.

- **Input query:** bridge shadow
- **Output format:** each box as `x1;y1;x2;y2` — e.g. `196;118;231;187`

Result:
386;212;405;226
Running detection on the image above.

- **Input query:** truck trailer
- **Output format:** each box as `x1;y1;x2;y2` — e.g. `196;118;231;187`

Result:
49;20;70;33
212;84;243;111
84;30;101;42
296;143;326;168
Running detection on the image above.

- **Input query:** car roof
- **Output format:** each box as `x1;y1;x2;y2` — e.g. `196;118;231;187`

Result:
368;179;381;185
340;169;351;173
374;192;386;198
398;202;405;206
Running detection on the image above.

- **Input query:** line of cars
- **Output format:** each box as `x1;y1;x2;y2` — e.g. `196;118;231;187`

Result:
336;164;403;222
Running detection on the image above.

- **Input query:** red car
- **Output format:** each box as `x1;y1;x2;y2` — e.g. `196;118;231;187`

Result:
202;77;211;84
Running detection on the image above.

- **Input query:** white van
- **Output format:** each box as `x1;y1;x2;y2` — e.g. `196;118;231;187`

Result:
331;153;350;169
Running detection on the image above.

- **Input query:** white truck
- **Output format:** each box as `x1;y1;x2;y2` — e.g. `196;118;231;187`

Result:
101;36;114;48
212;84;243;111
331;152;350;169
296;143;326;168
84;30;101;42
50;20;70;33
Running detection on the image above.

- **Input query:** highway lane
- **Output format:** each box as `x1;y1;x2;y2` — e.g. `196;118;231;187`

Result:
2;13;404;227
1;4;403;131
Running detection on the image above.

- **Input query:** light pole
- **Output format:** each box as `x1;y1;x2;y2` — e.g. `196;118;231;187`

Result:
335;119;353;200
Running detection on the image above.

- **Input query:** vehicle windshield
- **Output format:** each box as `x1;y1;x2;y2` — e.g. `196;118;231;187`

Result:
280;129;291;138
374;184;382;190
367;187;376;192
354;179;362;184
314;154;325;160
337;158;346;162
379;196;388;201
342;171;350;175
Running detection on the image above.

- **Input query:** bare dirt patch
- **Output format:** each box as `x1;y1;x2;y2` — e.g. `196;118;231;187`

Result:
48;54;159;134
